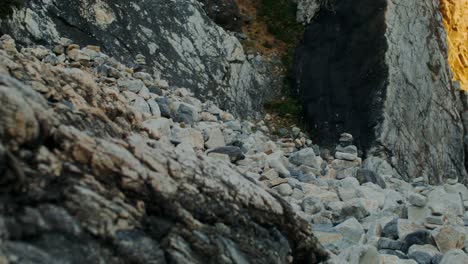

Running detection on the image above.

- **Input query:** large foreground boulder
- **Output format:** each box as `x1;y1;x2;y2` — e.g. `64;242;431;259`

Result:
0;0;278;118
293;0;466;184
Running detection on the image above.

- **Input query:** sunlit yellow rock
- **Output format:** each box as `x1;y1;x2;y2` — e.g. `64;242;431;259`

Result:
439;0;468;91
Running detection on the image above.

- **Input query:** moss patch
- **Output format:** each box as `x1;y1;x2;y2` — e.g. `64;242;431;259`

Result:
258;0;304;44
258;0;305;121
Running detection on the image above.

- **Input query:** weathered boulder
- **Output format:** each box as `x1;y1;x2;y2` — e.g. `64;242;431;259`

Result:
293;0;467;184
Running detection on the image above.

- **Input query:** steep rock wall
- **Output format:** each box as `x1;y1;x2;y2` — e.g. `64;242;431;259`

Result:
293;0;467;184
0;0;277;118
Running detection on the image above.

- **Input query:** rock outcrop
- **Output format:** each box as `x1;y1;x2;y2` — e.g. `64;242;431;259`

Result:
0;0;279;118
0;35;328;263
293;0;467;184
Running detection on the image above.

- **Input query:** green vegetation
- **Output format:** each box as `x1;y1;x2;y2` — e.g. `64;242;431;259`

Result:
258;0;305;122
258;0;304;45
0;0;21;19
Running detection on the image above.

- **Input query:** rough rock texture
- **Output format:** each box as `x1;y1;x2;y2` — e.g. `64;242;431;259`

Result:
0;0;278;118
0;36;328;263
293;0;467;184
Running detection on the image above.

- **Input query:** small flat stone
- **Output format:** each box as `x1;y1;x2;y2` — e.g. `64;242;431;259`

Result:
335;151;358;161
426;215;444;225
268;178;289;188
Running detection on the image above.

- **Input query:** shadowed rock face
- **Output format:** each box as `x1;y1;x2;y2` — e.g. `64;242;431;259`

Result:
293;0;388;151
0;0;278;118
294;0;467;184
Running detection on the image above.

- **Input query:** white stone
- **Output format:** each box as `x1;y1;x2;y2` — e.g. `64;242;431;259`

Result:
335;217;364;245
205;127;225;149
142;118;172;138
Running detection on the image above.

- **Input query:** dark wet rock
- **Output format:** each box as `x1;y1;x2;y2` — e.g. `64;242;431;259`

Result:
293;171;316;184
293;0;467;184
355;169;387;189
148;85;163;96
408;251;433;264
207;146;245;163
402;230;434;253
174;103;199;125
382;219;399;240
378;237;403;251
431;253;444;264
155;97;171;118
340;202;370;221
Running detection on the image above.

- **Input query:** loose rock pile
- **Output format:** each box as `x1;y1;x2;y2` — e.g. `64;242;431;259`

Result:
1;35;468;264
0;35;326;263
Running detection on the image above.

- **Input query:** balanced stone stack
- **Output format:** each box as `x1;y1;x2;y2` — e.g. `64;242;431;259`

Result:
332;133;361;180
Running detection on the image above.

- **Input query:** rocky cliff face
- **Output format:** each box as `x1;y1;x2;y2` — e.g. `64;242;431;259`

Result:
0;0;279;118
293;0;467;184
